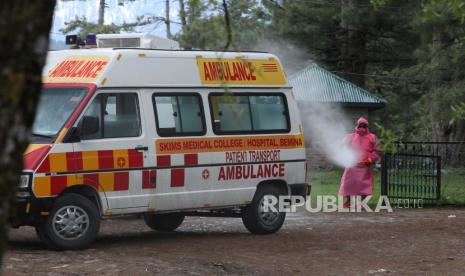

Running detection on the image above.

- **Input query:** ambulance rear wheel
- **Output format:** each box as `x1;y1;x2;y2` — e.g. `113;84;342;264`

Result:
242;185;286;235
37;193;100;250
143;213;185;232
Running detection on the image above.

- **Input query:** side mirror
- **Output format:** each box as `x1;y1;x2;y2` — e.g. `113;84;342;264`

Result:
62;127;80;143
81;116;100;136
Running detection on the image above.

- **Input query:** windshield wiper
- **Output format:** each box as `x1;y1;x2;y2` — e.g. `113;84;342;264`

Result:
31;133;54;139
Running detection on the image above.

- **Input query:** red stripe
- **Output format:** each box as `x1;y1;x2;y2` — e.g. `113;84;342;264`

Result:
171;169;184;187
74;151;83;171
66;152;75;171
128;149;143;167
142;171;150;188
23;145;51;171
142;170;156;189
84;173;99;189
157;155;171;167
184;154;198;165
98;150;114;169
114;172;129;191
37;156;50;173
51;176;67;195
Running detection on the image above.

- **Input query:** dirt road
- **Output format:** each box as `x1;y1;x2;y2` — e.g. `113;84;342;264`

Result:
3;208;465;275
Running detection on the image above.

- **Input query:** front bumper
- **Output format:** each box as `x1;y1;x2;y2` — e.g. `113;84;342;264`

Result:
10;197;54;227
289;183;311;197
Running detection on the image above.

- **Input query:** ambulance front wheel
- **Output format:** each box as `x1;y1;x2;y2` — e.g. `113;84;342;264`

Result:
36;193;100;250
242;185;286;234
143;213;185;232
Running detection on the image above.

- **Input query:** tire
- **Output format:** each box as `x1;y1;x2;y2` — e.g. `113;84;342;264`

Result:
35;225;59;250
242;185;286;235
143;213;185;232
38;193;100;250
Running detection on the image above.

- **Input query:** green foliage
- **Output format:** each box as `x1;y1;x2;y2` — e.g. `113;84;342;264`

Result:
176;0;267;50
450;102;465;125
374;123;397;154
421;0;465;24
60;16;151;38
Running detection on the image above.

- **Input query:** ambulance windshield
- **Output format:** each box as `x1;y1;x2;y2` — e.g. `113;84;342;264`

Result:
32;87;87;139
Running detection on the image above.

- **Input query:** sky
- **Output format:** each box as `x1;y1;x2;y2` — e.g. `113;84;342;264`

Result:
51;0;181;47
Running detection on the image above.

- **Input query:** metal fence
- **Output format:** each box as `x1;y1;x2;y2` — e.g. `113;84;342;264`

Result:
394;141;465;168
382;142;465;204
381;153;441;202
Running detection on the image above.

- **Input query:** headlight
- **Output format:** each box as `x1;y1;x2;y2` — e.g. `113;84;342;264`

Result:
19;174;30;189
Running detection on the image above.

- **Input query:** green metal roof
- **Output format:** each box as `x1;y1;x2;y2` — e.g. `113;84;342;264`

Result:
289;64;386;109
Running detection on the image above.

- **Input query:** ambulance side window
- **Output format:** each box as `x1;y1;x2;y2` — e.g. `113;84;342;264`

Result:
209;93;290;134
153;94;205;136
81;93;142;140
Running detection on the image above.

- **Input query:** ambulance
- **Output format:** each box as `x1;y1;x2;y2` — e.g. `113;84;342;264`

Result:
14;34;310;250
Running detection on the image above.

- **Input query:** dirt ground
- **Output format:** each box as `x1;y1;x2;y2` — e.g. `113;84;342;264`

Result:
2;207;465;275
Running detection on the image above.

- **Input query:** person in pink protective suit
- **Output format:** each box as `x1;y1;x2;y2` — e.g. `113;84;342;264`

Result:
339;117;381;208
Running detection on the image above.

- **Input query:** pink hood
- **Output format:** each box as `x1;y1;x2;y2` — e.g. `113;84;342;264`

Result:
355;117;369;135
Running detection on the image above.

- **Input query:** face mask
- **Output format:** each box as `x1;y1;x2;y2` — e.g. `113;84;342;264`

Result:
358;123;367;129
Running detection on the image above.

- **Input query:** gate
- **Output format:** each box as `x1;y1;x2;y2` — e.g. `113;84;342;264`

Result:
381;153;441;202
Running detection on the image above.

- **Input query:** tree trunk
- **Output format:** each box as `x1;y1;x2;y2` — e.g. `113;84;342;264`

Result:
430;27;443;142
0;0;56;266
98;0;105;25
339;0;367;87
165;0;172;39
429;27;465;166
178;0;187;28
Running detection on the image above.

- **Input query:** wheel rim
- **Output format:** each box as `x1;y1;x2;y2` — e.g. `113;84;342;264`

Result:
52;206;90;240
258;196;280;226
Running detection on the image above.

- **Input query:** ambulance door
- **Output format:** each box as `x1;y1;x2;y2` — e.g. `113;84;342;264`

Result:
72;90;149;212
145;91;211;211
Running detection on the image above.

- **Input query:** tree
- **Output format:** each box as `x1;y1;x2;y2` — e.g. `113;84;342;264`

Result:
166;0;172;38
264;0;417;87
99;0;105;24
62;0;106;25
0;0;56;265
62;0;174;39
389;0;465;143
176;0;267;50
60;0;152;38
60;15;151;38
179;0;187;27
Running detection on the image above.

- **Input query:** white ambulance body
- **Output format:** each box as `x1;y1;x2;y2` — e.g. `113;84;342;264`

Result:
15;43;309;249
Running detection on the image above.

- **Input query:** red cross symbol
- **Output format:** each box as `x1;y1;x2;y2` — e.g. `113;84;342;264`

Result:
117;157;126;168
202;169;210;180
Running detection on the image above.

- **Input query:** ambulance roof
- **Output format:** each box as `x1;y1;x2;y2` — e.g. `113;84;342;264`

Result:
42;48;289;88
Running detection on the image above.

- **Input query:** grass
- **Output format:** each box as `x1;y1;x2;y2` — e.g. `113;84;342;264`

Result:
307;168;465;207
441;168;465;205
307;169;381;208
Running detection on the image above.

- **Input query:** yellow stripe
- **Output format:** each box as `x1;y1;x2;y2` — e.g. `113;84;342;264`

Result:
82;151;99;170
113;149;129;169
54;128;68;144
34;176;51;197
99;173;114;192
49;153;67;173
67;174;83;187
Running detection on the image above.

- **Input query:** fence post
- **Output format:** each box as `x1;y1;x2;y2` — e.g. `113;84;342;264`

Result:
381;153;387;196
436;156;441;200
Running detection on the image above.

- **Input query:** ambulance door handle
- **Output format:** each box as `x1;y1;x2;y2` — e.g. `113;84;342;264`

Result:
135;145;148;152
